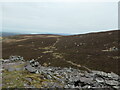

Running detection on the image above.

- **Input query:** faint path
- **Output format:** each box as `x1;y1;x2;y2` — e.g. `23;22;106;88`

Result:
36;37;91;72
52;38;60;47
36;38;60;60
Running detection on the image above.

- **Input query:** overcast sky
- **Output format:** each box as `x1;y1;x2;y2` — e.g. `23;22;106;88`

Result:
0;1;118;34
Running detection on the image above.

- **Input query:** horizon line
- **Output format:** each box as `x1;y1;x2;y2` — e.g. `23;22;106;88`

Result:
1;29;119;36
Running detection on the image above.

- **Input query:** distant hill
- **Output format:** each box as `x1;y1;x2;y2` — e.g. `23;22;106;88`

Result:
1;32;23;37
2;30;120;75
1;32;72;37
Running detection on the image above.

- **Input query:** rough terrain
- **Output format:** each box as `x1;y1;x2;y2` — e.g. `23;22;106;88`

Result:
2;56;120;89
2;30;120;75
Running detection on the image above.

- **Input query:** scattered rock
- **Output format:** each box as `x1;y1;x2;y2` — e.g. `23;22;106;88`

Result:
95;77;104;83
102;46;119;52
105;80;119;86
2;56;120;89
9;56;24;61
25;64;37;73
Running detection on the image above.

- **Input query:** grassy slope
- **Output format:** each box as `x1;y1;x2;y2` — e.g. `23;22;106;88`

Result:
55;30;120;74
2;30;120;75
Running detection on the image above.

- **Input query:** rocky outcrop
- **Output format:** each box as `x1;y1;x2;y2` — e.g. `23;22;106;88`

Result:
9;56;24;61
24;59;120;89
2;56;24;63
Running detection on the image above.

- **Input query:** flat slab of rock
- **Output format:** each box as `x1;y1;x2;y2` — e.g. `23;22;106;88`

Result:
25;64;37;73
8;67;15;72
105;80;119;86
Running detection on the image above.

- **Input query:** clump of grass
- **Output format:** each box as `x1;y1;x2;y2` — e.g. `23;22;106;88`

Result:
2;70;28;88
52;53;63;59
2;70;42;88
2;69;57;88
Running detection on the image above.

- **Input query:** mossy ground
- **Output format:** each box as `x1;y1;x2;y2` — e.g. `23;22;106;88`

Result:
2;70;47;88
2;70;28;88
2;69;62;88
